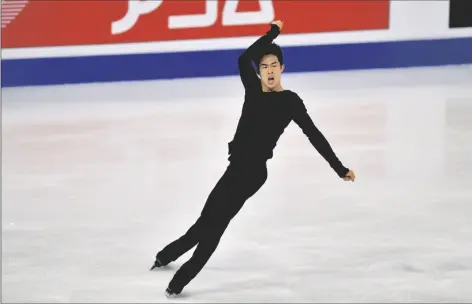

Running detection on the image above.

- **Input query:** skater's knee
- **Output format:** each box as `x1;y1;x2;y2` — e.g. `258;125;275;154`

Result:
200;225;227;250
190;238;221;266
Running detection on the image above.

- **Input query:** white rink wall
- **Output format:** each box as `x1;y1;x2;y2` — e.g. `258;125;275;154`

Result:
2;0;472;87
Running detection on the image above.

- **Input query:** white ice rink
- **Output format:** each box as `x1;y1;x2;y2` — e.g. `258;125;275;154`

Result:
2;65;472;303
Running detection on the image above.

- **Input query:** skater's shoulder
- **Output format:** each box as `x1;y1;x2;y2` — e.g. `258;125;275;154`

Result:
281;89;299;98
283;89;303;101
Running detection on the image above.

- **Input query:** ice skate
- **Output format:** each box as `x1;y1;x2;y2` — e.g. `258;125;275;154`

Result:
150;256;163;270
165;287;180;298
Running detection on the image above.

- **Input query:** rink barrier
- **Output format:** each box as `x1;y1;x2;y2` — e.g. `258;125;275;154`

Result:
2;37;472;87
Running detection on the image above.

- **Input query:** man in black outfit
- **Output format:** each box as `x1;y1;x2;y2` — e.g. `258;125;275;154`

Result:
151;20;356;297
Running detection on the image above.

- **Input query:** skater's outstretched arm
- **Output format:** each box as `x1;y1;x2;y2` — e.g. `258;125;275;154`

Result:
238;23;281;92
292;96;351;179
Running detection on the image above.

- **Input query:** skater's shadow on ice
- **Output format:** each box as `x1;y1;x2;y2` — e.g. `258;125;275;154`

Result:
187;277;281;297
170;293;192;300
151;264;178;272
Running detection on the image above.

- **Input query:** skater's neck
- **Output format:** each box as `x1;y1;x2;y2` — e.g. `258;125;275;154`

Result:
262;83;284;92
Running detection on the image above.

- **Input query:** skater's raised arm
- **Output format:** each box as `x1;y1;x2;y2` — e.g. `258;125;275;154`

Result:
238;22;281;92
292;96;350;179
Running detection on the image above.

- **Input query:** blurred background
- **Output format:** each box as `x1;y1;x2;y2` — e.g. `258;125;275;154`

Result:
2;0;472;303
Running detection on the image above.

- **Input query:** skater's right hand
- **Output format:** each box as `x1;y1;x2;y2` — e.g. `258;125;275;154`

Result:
343;170;356;182
271;20;284;31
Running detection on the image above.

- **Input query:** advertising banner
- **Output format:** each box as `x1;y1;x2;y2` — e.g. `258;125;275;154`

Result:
1;0;390;49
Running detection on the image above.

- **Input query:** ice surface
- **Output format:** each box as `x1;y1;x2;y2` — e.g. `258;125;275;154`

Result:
2;65;472;303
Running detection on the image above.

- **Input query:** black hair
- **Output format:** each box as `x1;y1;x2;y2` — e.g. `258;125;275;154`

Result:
254;43;284;75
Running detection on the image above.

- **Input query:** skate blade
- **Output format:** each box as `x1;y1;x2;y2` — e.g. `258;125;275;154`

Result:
150;257;163;271
165;291;180;298
165;288;180;298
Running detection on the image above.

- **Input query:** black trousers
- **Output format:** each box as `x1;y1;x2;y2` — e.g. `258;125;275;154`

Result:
156;161;268;293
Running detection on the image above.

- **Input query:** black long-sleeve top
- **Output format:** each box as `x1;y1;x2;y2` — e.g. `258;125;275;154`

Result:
228;24;349;178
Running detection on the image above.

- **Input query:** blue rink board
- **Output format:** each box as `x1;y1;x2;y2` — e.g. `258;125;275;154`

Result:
2;37;472;87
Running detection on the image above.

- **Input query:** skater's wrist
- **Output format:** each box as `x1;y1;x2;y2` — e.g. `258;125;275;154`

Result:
335;166;350;178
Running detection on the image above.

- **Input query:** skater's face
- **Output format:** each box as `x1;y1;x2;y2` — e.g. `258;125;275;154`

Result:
259;54;284;92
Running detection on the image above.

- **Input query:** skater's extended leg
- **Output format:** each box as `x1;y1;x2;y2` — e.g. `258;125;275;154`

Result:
166;162;268;294
154;165;238;267
168;217;232;293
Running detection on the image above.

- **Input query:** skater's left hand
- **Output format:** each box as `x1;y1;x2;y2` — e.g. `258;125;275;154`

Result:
343;170;356;182
271;20;284;31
